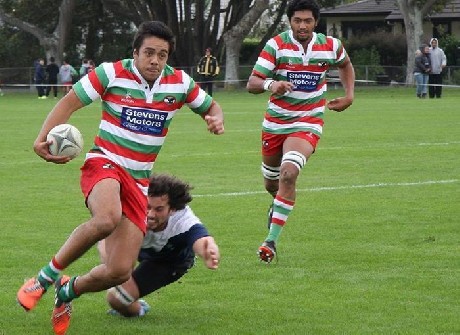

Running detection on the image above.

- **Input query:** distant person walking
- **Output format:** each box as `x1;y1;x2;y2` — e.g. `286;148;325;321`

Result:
79;58;91;78
88;59;96;73
34;58;47;99
46;57;60;98
59;59;77;95
196;48;220;96
428;38;447;98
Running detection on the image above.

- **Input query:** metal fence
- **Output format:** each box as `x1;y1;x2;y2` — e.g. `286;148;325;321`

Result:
1;65;459;91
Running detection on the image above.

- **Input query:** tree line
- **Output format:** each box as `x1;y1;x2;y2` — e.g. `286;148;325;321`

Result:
0;0;289;87
0;0;454;85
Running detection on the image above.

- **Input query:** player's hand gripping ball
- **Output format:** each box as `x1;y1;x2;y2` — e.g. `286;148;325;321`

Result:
46;124;84;159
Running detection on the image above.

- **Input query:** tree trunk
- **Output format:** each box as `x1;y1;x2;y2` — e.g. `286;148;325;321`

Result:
0;0;76;65
56;0;77;63
222;0;270;89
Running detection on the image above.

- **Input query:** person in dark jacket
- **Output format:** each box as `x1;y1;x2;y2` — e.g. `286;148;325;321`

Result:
46;57;60;98
196;47;220;96
34;58;47;99
413;45;431;98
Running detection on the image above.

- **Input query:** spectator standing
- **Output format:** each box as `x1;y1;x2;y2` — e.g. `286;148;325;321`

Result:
413;48;430;98
46;57;60;98
79;58;91;78
428;38;447;98
196;47;220;96
59;59;77;95
34;58;47;99
418;44;431;98
88;59;96;73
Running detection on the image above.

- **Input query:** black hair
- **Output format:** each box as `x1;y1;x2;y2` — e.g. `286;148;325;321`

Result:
287;0;320;22
132;21;176;54
148;174;193;211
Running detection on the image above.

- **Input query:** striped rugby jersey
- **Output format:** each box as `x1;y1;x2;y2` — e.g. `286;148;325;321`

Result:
73;59;213;193
251;31;347;137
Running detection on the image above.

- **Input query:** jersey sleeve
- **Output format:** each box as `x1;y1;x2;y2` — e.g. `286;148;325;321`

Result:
72;62;113;106
183;71;213;115
333;37;348;66
251;38;277;79
185;224;210;250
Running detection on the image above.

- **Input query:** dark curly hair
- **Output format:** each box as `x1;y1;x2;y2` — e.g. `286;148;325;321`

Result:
148;174;193;210
132;21;176;54
287;0;320;22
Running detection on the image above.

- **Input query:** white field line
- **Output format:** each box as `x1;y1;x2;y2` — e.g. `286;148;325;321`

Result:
2;141;459;165
164;141;460;157
193;179;459;198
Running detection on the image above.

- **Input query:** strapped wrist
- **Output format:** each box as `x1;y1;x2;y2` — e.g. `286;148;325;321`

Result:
263;79;275;91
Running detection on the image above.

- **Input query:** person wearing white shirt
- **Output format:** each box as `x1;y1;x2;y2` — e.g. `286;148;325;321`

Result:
428;38;447;98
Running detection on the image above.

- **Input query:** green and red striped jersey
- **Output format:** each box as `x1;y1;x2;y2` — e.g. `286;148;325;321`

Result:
73;59;212;193
251;31;347;137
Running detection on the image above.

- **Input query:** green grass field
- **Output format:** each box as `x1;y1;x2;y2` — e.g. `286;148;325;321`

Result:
0;87;459;334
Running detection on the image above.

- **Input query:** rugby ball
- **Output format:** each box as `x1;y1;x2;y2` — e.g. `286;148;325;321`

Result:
46;124;84;159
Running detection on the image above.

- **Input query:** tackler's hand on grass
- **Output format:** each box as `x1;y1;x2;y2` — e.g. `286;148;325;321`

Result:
203;239;220;270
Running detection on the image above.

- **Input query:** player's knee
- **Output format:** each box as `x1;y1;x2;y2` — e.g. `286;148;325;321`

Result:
279;151;307;186
92;212;122;238
107;266;132;286
262;163;281;195
279;167;298;187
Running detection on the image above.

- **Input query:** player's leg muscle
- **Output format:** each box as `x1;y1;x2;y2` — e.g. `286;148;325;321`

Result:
87;178;123;238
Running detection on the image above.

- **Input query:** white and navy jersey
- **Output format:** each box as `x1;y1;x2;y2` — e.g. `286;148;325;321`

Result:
139;205;209;264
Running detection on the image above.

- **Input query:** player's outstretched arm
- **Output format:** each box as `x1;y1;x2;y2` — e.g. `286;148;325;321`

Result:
193;236;220;270
326;57;355;112
34;89;85;163
203;101;224;135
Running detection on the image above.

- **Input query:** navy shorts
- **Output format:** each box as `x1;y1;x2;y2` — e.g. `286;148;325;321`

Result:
132;258;195;298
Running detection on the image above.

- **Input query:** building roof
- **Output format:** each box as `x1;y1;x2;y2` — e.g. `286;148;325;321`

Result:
321;0;397;17
321;0;460;20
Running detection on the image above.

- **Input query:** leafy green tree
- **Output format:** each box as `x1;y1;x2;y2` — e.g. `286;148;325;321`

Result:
439;34;460;66
0;25;43;67
0;0;76;65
